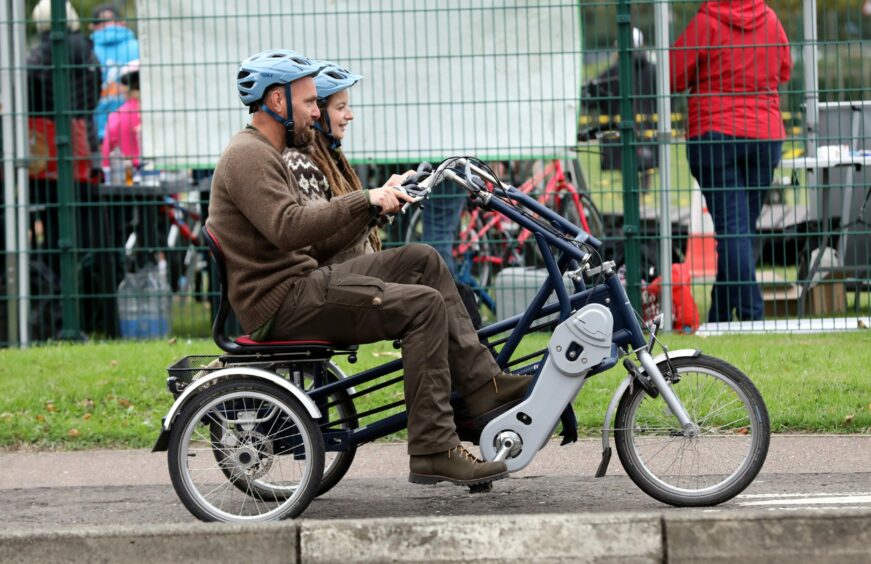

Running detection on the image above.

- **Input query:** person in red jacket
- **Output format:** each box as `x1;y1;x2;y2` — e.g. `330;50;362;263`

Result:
671;0;792;322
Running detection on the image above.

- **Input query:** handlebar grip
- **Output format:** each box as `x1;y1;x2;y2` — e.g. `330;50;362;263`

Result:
401;162;434;187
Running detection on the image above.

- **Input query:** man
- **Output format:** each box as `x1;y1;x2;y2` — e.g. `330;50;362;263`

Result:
206;49;531;487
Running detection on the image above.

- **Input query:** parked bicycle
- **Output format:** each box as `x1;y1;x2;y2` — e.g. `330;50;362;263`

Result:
405;159;605;311
153;157;770;523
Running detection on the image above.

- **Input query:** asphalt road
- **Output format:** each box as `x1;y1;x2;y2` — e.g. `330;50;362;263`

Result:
2;436;870;529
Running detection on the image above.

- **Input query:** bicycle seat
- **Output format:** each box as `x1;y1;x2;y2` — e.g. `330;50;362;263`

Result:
202;225;358;358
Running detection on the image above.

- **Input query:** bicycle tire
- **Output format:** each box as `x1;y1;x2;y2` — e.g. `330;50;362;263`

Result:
614;354;769;507
405;206;496;290
168;379;324;522
210;363;357;499
560;191;605;240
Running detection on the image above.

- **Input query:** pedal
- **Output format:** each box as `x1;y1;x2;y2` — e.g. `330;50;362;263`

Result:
558;404;578;445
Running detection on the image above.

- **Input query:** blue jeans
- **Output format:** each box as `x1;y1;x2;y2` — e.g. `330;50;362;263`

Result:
422;180;466;275
687;133;782;322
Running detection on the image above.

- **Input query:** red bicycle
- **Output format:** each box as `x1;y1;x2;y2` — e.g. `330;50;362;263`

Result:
405;159;605;310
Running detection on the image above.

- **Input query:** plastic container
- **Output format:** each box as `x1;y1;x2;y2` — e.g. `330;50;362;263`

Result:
117;261;172;338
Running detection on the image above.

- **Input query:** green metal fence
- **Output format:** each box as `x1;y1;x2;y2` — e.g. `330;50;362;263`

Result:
1;0;869;347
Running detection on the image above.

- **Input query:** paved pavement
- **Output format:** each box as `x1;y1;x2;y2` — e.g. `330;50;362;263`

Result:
1;435;870;529
3;435;870;488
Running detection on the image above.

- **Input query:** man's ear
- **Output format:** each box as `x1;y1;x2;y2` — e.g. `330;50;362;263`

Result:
266;86;285;115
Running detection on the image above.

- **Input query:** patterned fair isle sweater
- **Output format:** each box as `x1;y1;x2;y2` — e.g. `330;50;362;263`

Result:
282;146;374;266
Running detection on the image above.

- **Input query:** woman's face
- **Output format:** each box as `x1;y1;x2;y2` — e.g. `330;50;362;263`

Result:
326;89;353;140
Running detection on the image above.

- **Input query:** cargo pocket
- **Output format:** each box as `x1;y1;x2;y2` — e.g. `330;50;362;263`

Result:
325;273;386;308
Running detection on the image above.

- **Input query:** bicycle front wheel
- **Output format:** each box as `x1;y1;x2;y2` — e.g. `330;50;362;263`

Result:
614;354;769;507
168;379;324;522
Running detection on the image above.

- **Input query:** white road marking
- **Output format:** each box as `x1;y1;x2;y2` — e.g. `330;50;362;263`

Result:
739;492;871;499
738;495;871;507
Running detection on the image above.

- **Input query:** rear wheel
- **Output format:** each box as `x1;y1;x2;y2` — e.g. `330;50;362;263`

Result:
614;354;769;507
211;363;356;498
168;379;324;522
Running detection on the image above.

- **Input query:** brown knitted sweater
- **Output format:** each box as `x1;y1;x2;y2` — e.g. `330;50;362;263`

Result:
206;127;372;332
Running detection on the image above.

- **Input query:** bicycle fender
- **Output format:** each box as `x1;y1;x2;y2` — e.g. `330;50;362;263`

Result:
636;349;701;376
596;349;701;475
152;367;322;452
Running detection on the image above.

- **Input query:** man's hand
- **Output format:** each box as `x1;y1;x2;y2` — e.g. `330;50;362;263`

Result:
369;185;416;215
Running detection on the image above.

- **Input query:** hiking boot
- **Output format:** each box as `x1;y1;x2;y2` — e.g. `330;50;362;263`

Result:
461;372;532;423
409;444;509;486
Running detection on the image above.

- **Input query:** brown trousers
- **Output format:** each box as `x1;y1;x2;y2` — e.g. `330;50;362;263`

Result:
267;244;501;455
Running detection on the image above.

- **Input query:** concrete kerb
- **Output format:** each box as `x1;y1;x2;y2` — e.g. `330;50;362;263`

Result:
0;521;299;564
300;512;663;563
663;509;871;564
2;509;871;563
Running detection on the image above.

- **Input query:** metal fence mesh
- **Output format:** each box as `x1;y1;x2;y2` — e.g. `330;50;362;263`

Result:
1;0;869;346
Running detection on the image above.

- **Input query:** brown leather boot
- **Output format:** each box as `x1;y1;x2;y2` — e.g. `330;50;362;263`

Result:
409;444;509;486
461;372;532;423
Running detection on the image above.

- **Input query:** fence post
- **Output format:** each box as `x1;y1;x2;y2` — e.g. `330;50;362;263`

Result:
617;0;641;309
654;0;673;331
49;0;80;339
1;0;19;345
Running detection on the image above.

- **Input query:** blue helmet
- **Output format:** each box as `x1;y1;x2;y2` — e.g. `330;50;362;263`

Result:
313;61;363;101
311;61;362;149
236;49;322;106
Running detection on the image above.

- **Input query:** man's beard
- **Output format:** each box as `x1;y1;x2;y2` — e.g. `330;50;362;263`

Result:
287;124;314;148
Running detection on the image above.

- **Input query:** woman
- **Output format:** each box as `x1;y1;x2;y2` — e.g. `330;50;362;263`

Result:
282;61;380;266
101;61;142;181
671;0;792;322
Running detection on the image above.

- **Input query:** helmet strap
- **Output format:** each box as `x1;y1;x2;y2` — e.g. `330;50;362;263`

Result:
313;110;341;150
260;82;295;146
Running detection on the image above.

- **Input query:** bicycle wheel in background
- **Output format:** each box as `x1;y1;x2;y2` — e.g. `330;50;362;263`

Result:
405;206;497;290
168;379;324;522
560;191;606;240
614;354;770;507
303;362;358;497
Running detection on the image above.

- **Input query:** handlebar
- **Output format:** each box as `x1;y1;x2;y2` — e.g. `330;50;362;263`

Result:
378;156;602;251
435;158;602;250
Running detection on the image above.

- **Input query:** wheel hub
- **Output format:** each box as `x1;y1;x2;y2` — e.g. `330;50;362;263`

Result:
228;431;274;479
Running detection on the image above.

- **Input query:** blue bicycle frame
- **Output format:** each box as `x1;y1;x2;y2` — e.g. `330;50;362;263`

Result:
306;167;675;452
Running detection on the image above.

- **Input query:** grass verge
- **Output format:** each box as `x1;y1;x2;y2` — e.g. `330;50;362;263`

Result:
0;332;869;450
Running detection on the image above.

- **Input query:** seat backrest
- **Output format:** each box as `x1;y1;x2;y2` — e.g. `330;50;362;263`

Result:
202;225;357;358
202;225;239;352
